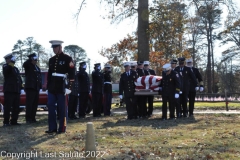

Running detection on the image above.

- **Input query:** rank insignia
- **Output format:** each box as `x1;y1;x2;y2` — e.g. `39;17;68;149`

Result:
69;61;74;68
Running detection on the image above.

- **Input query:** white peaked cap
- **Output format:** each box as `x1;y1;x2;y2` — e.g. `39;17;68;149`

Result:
130;61;137;66
123;62;130;66
144;61;150;65
186;58;193;63
49;40;64;46
162;63;171;71
104;63;111;68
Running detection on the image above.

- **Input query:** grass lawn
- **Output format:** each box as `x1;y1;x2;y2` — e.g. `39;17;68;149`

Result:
0;113;240;160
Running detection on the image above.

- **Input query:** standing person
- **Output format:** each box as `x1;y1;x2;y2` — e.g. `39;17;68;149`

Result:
78;61;90;118
186;58;204;117
119;62;138;120
2;53;23;126
103;64;112;116
130;61;137;72
176;57;197;117
136;61;148;118
45;40;75;134
143;61;156;117
170;59;181;118
91;63;104;117
23;53;42;123
68;72;79;120
159;63;181;120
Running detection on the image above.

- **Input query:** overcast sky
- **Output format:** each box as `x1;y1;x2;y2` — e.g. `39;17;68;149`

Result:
0;0;239;67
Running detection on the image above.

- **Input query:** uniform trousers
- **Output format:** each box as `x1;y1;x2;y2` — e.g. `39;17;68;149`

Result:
179;91;188;116
188;91;196;115
92;93;103;117
103;93;112;116
47;93;67;132
162;95;175;119
78;92;89;116
68;94;78;118
25;89;39;122
137;96;147;117
146;96;154;116
125;96;137;118
3;92;20;124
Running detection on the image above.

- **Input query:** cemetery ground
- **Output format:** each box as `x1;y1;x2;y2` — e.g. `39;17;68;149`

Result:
0;103;240;160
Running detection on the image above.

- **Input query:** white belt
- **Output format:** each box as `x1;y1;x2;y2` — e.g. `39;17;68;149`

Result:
104;82;112;84
52;73;66;78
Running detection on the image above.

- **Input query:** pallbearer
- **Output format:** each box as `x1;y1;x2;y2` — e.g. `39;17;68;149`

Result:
143;61;156;117
45;40;75;134
186;58;204;117
103;63;112;116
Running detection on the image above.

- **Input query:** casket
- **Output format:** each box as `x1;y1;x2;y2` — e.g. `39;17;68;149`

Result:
134;75;162;95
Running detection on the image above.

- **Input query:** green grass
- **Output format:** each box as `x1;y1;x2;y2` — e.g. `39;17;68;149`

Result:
0;113;240;160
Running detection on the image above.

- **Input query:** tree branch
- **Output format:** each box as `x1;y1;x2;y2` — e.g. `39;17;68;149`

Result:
74;0;86;26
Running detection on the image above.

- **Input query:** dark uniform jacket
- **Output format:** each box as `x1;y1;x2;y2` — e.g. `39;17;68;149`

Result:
103;71;112;93
175;66;197;92
70;74;79;96
144;69;156;75
91;70;104;94
119;70;138;97
78;69;90;93
23;60;42;91
189;67;203;92
3;64;23;94
159;70;181;96
47;52;75;94
136;68;148;77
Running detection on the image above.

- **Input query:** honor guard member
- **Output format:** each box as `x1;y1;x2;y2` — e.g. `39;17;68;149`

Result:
23;53;42;123
45;40;75;134
103;63;112;116
91;63;104;117
78;61;90;118
186;58;204;117
68;72;79;120
2;53;23;126
130;61;137;72
176;57;197;117
119;62;138;119
170;59;181;118
159;63;180;120
143;61;156;117
136;61;148;118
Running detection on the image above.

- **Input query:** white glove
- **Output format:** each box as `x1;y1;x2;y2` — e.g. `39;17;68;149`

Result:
46;90;48;95
78;94;79;96
179;91;182;94
65;88;71;95
200;87;204;92
119;95;123;99
159;87;162;91
175;93;179;98
195;87;199;91
11;56;16;62
20;89;25;94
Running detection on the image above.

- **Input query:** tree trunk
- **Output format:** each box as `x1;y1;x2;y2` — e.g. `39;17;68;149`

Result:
206;28;212;93
137;0;149;61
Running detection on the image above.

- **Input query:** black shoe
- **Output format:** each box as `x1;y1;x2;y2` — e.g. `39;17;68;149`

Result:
45;129;57;134
69;116;79;120
57;131;65;134
93;115;101;118
3;124;11;127
78;115;86;119
189;114;194;117
10;122;21;125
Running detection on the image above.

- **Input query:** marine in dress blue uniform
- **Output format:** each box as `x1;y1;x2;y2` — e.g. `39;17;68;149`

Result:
103;64;112;116
2;53;23;126
45;40;75;134
186;58;204;117
68;73;79;120
119;62;138;119
23;53;42;123
143;61;156;117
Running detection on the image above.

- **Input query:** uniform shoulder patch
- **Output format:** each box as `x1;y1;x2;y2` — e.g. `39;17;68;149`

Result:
69;61;74;68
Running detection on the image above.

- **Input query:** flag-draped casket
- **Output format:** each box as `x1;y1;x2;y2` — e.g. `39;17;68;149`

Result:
134;75;162;95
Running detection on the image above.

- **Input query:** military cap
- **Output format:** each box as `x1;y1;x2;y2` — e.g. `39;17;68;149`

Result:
178;57;185;62
186;58;193;63
170;59;178;64
104;63;111;68
130;61;137;66
123;62;130;67
49;40;64;48
28;53;37;59
3;53;13;59
163;63;171;72
79;61;86;66
94;63;101;67
143;61;150;66
137;61;144;65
